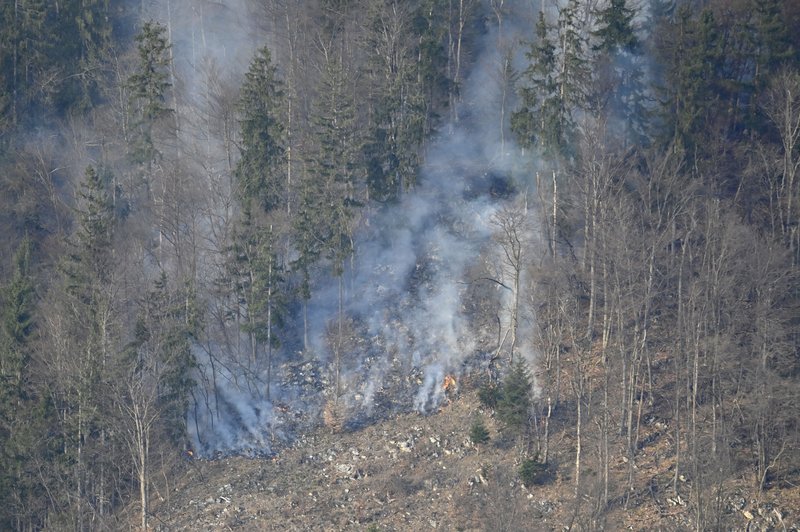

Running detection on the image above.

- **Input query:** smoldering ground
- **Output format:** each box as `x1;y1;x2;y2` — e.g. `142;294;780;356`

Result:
145;0;544;456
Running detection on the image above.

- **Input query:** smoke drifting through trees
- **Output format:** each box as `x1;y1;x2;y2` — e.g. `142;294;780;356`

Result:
149;0;541;455
3;0;799;529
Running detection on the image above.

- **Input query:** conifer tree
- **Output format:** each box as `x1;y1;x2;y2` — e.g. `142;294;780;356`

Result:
469;416;490;445
555;0;591;150
364;1;426;201
120;271;196;531
308;51;360;397
235;46;286;212
2;0;49;125
497;359;533;438
593;0;639;55
511;11;559;154
753;0;795;82
73;0;114;110
229;47;288;391
0;238;34;382
128;21;172;167
655;7;721;153
414;0;451;128
0;238;43;530
747;0;797;132
228;206;285;398
292;178;322;352
592;0;647;143
512;4;589;157
56;165;119;527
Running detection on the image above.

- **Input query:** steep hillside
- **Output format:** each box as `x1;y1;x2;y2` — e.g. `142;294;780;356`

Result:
148;376;800;531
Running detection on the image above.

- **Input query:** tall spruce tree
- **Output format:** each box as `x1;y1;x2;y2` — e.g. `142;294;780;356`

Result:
128;21;172;167
593;0;639;55
302;49;361;397
71;0;114;111
292;178;322;352
592;0;647;144
753;0;795;83
232;46;287;399
555;0;591;150
228;206;285;399
512;4;589;158
0;238;46;531
2;0;48;126
119;271;196;531
57;165;119;527
235;46;286;212
364;1;426;202
511;11;559;154
497;358;533;439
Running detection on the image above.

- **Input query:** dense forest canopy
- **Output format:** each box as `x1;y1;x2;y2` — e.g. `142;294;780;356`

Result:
0;0;799;529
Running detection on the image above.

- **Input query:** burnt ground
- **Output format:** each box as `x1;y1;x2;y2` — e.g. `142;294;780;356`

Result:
141;376;800;531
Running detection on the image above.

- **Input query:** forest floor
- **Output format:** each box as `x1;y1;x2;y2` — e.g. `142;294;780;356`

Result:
142;374;800;531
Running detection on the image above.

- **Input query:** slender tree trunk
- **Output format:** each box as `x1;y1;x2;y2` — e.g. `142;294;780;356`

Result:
543;396;551;463
12;0;19;126
303;298;309;352
139;424;148;532
575;382;582;498
336;274;344;398
451;0;466;123
77;398;84;532
552;170;558;257
600;255;610;508
266;250;273;400
674;227;689;494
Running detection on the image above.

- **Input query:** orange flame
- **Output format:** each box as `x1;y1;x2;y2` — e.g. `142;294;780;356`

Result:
443;375;457;392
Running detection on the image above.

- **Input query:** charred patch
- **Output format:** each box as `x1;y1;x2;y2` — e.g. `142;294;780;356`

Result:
462;171;517;200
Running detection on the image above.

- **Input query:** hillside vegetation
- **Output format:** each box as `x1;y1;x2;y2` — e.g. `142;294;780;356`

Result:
0;0;799;530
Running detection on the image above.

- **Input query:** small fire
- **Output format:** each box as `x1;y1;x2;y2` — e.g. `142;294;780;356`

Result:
443;374;458;393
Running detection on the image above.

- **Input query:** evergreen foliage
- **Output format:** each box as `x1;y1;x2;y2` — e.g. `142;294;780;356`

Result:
363;2;428;202
519;457;552;487
469;416;490;445
0;0;799;527
0;238;41;530
591;0;647;143
477;380;501;409
128;20;172;166
511;11;559;154
228;206;286;397
496;359;532;436
235;46;286;211
592;0;638;54
127;272;197;445
308;51;359;275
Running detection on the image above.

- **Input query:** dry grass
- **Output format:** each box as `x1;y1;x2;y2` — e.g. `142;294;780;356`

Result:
149;372;800;531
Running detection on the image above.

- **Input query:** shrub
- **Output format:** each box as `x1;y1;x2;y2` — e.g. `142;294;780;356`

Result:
469;417;490;445
477;381;501;408
496;360;532;435
518;457;553;487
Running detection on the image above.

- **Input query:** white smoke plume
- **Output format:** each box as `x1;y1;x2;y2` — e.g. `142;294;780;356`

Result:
141;0;542;455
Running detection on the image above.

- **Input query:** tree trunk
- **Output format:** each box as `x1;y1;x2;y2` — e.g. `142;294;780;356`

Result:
575;384;582;498
266;248;273;400
139;427;148;532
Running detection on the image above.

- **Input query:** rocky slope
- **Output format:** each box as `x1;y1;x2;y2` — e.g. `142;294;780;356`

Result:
141;376;799;531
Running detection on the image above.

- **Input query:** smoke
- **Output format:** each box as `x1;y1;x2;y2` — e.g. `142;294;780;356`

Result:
142;0;542;455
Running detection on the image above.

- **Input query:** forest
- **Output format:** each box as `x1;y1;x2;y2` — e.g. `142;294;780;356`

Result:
0;0;799;530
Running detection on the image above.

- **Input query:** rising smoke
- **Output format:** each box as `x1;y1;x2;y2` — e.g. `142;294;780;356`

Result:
142;0;541;456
